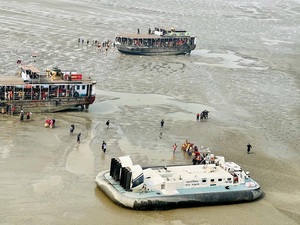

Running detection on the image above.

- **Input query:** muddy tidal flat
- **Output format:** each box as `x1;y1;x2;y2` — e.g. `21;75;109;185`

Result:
0;0;299;225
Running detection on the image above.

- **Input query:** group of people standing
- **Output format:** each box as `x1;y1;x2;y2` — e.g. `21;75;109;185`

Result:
44;118;55;128
179;140;212;164
196;110;209;122
20;110;31;121
0;105;30;121
1;104;16;115
77;37;115;53
171;110;253;156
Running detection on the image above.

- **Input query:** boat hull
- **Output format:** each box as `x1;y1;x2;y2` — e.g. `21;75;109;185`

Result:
95;170;262;210
2;96;95;113
116;45;196;56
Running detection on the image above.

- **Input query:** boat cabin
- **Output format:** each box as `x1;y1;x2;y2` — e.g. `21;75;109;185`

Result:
20;64;40;83
153;27;190;36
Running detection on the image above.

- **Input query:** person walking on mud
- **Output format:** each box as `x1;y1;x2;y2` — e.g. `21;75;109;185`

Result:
26;112;31;120
159;132;163;139
106;120;110;129
11;105;15;116
77;133;81;144
160;119;164;128
19;110;24;121
102;141;107;153
247;143;252;154
70;124;75;134
173;143;177;153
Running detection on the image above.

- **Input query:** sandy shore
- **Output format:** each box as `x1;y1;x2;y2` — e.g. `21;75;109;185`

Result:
0;91;299;225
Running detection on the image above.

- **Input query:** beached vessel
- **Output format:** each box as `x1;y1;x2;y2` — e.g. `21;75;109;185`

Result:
0;64;96;113
95;153;262;210
115;27;196;55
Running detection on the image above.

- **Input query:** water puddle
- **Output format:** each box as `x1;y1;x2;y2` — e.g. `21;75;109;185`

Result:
32;175;62;196
66;142;94;175
94;90;214;119
192;49;267;70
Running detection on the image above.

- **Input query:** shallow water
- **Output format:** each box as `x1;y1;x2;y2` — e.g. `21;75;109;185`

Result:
0;0;299;224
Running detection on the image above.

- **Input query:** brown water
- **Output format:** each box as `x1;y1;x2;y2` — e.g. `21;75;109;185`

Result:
0;0;299;224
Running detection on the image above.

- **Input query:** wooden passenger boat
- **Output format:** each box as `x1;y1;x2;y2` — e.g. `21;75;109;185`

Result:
95;154;262;210
115;27;196;55
0;64;96;113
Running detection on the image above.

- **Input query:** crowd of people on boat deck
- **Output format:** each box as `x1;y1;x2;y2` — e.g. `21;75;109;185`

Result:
0;86;80;101
181;140;214;165
77;36;194;50
116;37;192;48
134;27;195;47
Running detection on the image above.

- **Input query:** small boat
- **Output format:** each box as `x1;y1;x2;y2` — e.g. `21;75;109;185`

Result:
115;27;196;55
0;64;97;113
95;153;262;210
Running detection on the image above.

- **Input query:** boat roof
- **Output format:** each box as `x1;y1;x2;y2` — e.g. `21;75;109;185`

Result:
167;164;231;179
116;34;162;39
116;33;194;39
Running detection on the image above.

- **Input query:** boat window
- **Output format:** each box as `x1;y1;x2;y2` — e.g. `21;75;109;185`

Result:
82;85;86;90
202;178;207;183
210;179;215;182
76;85;80;90
227;178;232;181
218;178;222;182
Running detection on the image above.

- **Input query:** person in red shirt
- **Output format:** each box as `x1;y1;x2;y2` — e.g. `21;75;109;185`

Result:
173;143;177;152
